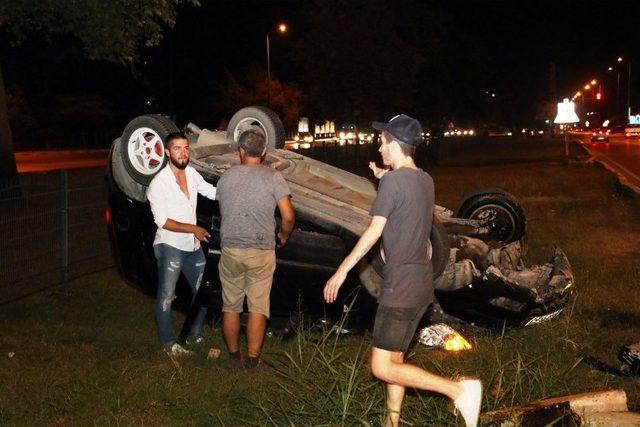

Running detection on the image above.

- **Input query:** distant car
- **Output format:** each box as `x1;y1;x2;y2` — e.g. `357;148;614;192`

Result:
106;106;573;338
487;128;512;137
624;125;640;137
591;128;610;144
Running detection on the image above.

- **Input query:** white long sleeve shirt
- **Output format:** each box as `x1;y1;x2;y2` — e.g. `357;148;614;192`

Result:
147;165;217;251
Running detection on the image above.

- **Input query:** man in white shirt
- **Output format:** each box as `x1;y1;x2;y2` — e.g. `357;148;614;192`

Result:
146;132;217;356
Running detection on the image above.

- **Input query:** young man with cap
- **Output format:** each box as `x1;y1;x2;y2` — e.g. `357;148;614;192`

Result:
215;129;295;368
324;114;482;427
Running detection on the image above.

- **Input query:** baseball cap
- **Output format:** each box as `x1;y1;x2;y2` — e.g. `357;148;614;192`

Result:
372;114;423;146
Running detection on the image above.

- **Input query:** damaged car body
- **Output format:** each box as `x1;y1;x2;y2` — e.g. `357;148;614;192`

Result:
106;106;574;342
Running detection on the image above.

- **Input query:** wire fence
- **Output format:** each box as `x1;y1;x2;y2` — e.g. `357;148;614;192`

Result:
0;168;113;303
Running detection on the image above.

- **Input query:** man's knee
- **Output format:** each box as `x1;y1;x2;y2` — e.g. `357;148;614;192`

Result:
158;294;176;312
371;348;403;381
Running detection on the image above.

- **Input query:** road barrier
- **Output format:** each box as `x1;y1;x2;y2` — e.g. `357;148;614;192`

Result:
0;168;113;303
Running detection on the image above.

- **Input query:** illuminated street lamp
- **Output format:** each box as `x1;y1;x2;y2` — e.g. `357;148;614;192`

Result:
266;22;288;106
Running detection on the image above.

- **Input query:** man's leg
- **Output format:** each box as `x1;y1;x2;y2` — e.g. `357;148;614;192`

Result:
154;244;184;347
371;347;463;401
219;248;246;355
245;249;275;360
246;313;266;358
384;352;406;427
182;248;208;339
222;312;241;353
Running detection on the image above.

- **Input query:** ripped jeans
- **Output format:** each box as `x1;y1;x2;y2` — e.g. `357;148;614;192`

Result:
154;244;208;347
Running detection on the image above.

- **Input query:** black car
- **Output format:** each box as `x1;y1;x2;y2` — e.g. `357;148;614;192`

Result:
106;106;574;340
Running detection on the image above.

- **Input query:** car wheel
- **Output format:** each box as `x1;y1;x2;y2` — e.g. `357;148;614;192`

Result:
120;115;179;185
109;139;149;202
359;217;450;299
456;188;526;244
227;106;285;151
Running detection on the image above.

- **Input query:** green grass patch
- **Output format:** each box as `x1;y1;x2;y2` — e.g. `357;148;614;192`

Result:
2;146;640;425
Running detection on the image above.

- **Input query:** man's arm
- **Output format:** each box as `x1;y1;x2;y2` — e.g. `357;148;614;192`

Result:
276;196;295;246
147;178;210;242
323;216;387;303
194;170;217;200
163;219;210;242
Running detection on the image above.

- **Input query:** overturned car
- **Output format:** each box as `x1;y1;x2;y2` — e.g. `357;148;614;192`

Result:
106;106;574;339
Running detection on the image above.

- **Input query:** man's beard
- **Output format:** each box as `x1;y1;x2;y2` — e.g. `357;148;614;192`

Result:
169;155;188;170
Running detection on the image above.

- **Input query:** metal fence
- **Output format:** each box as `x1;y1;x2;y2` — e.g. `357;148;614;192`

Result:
0;168;113;303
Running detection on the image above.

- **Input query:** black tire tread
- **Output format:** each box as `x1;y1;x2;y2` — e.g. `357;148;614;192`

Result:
227;106;285;150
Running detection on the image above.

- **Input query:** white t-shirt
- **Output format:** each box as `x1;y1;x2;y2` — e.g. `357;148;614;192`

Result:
147;165;216;251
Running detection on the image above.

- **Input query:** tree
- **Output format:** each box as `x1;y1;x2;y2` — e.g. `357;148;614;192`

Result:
214;67;303;131
0;0;198;179
293;0;453;125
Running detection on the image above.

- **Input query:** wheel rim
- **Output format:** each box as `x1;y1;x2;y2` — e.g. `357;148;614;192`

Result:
469;203;517;242
232;117;269;146
127;127;165;175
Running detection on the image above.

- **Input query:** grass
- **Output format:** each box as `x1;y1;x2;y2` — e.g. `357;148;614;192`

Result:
2;139;640;425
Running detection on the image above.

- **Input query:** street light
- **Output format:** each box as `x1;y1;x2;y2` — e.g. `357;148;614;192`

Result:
612;56;631;120
266;22;287;106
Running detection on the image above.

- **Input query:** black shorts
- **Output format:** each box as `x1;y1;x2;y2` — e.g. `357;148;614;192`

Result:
372;304;429;352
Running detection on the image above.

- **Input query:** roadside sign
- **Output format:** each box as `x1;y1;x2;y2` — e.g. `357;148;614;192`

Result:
554;98;579;124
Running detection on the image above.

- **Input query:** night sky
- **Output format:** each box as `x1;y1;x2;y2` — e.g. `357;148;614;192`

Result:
2;0;639;147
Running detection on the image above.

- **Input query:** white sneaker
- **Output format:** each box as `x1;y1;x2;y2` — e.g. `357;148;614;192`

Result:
454;379;482;427
164;343;194;357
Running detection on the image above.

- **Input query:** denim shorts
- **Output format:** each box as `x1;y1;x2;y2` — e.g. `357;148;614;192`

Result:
372;304;429;352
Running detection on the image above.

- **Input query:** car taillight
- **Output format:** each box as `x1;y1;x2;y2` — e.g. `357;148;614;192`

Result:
105;208;112;224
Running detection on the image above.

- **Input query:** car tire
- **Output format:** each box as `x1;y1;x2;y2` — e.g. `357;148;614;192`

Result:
109;139;149;202
456;188;526;244
359;217;450;299
120;115;179;186
227;106;285;151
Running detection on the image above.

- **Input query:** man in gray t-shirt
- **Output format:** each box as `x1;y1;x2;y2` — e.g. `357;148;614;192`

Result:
215;129;294;368
323;115;482;427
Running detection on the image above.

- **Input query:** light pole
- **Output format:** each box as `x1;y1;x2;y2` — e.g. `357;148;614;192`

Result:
266;23;287;106
613;56;632;121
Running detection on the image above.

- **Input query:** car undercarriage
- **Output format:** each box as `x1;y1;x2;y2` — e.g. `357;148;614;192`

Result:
107;106;575;346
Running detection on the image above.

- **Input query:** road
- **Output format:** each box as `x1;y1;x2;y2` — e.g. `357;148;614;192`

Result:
574;132;640;193
15;149;109;173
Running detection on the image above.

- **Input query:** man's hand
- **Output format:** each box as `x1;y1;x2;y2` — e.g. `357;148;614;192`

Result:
193;226;211;242
324;269;348;303
277;231;288;248
369;162;389;179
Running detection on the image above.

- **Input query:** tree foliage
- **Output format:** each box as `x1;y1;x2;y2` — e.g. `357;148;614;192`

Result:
293;0;453;125
0;0;198;63
0;0;197;179
215;68;303;130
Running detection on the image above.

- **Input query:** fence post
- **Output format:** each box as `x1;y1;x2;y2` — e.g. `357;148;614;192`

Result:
60;169;69;294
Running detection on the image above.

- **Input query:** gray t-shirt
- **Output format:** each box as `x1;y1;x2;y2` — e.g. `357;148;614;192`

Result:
370;167;434;308
216;164;291;250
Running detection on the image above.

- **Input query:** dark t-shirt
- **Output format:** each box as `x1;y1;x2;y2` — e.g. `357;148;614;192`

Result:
370;167;434;308
216;164;291;250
